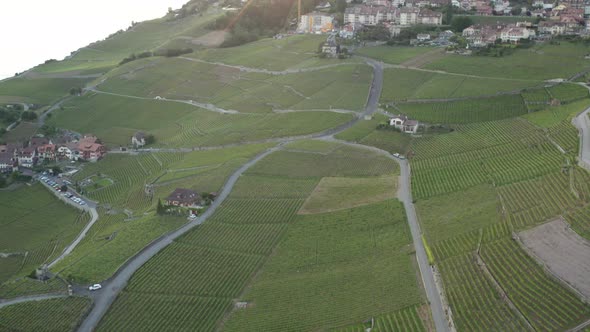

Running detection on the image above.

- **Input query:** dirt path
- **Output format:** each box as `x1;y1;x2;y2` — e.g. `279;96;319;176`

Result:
518;218;590;300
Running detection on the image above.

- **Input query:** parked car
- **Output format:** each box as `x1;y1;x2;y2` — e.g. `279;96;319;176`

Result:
88;284;102;291
392;153;400;158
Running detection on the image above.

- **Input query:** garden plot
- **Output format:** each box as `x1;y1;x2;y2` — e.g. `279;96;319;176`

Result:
519;218;590;299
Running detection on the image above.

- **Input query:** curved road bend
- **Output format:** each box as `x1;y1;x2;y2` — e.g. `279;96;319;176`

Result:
74;58;447;332
77;146;281;331
323;138;450;332
48;208;99;268
573;84;590;170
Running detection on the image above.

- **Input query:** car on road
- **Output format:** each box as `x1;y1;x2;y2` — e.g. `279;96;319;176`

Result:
88;284;102;291
392;153;400;158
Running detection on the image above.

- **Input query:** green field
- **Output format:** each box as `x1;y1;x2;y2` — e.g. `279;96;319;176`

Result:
0;277;67;299
299;175;397;214
98;57;371;113
409;114;590;329
49;93;354;147
397;95;527;124
30;10;222;76
426;42;590;80
0;184;89;283
333;114;417;155
190;34;358;71
355;46;436;65
381;68;542;101
52;144;272;283
0;297;91;331
97;144;415;331
224;200;423;331
0;77;89;105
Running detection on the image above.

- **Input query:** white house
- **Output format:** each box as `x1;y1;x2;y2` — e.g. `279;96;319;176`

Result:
132;132;147;148
500;27;533;43
389;114;419;134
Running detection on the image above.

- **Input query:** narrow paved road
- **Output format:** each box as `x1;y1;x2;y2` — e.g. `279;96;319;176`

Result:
0;294;68;309
0;56;449;332
324;138;450;332
77;146;281;331
48;208;99;268
397;160;450;332
573;84;590;171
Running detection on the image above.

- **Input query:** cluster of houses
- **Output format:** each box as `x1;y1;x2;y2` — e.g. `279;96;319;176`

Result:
164;188;217;217
462;21;535;46
0;134;106;173
342;1;443;37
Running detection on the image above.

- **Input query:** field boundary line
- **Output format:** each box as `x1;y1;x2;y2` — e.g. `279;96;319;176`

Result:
513;230;589;303
475;251;536;331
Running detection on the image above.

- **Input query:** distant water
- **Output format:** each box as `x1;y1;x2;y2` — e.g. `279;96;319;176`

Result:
0;0;188;80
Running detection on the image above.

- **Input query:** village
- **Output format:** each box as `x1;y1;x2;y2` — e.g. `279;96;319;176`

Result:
297;0;590;55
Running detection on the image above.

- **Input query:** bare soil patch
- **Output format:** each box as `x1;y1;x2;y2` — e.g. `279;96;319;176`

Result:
298;176;397;215
519;218;590;299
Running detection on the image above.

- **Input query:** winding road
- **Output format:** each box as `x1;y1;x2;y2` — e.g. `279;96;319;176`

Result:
573;84;590;171
77;146;281;331
1;56;449;332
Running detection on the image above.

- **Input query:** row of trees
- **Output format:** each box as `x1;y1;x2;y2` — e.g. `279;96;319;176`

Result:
119;48;194;66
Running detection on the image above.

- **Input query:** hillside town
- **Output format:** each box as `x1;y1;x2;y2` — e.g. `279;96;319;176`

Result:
0;133;106;173
297;0;590;50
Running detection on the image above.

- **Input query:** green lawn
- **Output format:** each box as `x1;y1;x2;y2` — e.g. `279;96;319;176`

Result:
0;297;91;332
426;42;590;80
0;184;89;283
355;46;436;65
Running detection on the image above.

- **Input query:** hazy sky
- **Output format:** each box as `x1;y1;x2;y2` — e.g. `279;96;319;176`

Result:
0;0;188;79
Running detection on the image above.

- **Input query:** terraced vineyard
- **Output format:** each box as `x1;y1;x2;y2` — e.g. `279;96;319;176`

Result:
333;305;427;332
223;200;423;332
408;111;590;331
97;176;316;332
397;95;527;124
0;184;90;283
0;297;91;331
481;239;590;331
547;83;589;102
98;144;408;331
438;253;531;331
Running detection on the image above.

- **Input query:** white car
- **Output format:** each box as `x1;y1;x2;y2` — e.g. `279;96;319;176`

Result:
393;153;400;158
88;284;102;291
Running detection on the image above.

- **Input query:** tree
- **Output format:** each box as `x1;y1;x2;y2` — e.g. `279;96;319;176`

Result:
451;16;474;32
21;111;37;121
145;134;156;145
157;199;165;215
511;6;522;16
60;184;68;192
